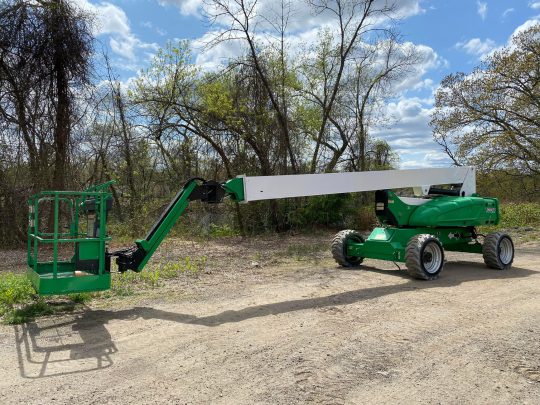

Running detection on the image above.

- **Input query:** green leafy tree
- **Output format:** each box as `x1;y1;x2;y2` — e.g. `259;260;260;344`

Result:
431;24;540;179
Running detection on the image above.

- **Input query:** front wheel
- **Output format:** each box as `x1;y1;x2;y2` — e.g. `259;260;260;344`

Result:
483;232;514;270
332;230;364;267
405;234;445;280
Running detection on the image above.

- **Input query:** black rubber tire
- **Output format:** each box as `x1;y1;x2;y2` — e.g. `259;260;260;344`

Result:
483;232;514;270
332;230;364;267
405;234;445;280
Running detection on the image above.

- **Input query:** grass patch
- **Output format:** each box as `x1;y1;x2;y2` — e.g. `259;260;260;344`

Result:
69;292;93;304
155;256;207;278
285;243;328;261
3;300;54;324
0;254;209;322
0;273;94;325
209;224;240;238
99;255;208;298
498;203;540;228
0;273;35;320
0;272;34;303
480;202;540;241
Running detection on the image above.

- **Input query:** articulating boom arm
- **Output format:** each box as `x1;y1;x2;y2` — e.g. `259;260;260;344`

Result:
112;167;476;273
111;178;226;272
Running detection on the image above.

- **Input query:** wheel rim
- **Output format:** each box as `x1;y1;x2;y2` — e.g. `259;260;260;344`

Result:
498;237;513;265
422;242;442;274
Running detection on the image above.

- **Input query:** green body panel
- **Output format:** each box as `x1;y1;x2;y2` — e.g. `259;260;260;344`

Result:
78;240;100;260
135;239;153;271
223;177;245;202
377;191;499;228
376;192;415;226
348;226;482;262
407;196;499;227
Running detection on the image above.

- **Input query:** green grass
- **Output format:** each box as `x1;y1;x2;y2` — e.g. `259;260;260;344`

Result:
0;254;208;323
99;255;208;298
209;224;240;237
3;300;54;324
0;273;95;325
285;242;328;261
480;203;540;241
498;203;540;228
0;273;35;319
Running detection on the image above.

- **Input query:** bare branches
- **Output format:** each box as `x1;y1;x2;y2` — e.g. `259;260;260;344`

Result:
204;0;298;173
0;0;93;190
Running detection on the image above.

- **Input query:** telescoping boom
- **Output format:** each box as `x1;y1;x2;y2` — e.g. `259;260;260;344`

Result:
27;166;513;295
234;166;477;202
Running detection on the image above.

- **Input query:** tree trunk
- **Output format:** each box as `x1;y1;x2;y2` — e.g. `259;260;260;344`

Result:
114;83;137;217
51;1;70;191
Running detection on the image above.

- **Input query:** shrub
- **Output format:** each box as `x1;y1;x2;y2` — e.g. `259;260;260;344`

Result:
0;273;35;317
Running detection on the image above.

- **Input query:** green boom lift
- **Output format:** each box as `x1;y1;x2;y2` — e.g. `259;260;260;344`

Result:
27;167;514;295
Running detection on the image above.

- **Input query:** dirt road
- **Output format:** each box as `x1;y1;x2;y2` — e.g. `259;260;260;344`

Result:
1;235;539;404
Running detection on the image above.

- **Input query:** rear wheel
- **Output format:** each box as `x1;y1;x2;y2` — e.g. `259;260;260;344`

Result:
332;230;364;267
405;234;444;280
483;232;514;270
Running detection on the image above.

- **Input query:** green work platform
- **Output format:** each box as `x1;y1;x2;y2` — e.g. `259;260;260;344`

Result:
27;182;113;295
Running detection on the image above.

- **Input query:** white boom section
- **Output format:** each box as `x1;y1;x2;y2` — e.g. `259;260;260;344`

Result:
240;167;476;203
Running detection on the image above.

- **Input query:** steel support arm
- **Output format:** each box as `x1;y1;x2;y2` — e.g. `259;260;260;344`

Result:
112;179;224;272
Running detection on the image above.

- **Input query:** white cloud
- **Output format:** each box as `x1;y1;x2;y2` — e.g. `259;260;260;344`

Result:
459;18;540;59
511;17;540;39
502;8;514;18
192;30;245;70
413;78;435;91
72;0;158;62
455;38;496;59
158;0;424;27
369;97;453;168
477;1;487;20
158;0;203;16
390;43;445;93
530;2;540;10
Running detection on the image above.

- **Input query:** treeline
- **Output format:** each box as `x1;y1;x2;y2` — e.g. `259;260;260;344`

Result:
0;0;409;245
430;25;540;198
1;1;539;247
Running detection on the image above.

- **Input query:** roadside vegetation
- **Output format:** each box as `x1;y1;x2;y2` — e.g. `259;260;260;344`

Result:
481;203;540;244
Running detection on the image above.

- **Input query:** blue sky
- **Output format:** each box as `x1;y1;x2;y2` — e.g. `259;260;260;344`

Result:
74;0;540;169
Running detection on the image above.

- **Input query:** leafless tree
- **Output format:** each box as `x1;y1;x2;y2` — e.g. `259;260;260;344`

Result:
0;0;93;190
204;0;299;173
